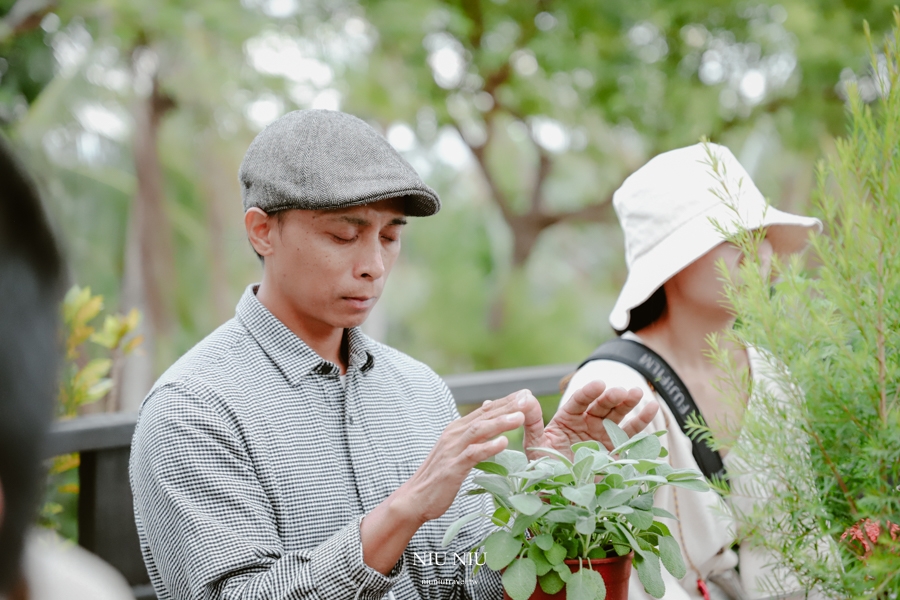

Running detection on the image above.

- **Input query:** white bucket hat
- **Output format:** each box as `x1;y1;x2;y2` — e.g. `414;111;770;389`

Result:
609;142;822;332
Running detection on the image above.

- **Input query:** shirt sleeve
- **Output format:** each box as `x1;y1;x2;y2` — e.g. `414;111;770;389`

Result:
130;382;404;600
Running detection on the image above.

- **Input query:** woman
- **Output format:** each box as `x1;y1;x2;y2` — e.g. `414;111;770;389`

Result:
562;143;821;600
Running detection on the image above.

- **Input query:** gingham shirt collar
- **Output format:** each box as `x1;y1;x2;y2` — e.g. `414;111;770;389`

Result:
235;285;375;386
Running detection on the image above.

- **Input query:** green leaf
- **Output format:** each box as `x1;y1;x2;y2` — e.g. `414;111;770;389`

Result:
596;487;636;509
602;473;624;489
526;447;573;468
612;522;648;558
602;419;629;449
634;552;665;598
571;440;602;453
573;445;595;464
442;512;484;547
484;530;523;570
473;474;514;499
502;557;537;600
494;450;529;474
592;452;611;470
567;566;606;600
85;379;114;403
625;508;654;530
529;545;553;576
665;469;706;480
508;493;544;515
607;505;634;515
649;521;672;537
630;493;654;511
624;474;668;485
553;562;572;582
667;479;710;492
611;431;650;454
572;454;595;481
546;543;567;565
650;507;677;520
474;461;509;476
658;535;687;579
575;515;595;535
75;358;113;387
624;435;662;460
539;570;566;595
510;505;550;537
493;506;511;525
561;484;596;507
543;507;582;524
533;533;554;551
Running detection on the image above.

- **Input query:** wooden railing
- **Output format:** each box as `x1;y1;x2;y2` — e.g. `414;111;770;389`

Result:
45;363;574;600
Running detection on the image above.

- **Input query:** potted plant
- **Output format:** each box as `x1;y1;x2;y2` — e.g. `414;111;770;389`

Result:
443;419;708;600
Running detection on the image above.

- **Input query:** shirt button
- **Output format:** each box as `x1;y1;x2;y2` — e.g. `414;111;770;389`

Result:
348;414;355;425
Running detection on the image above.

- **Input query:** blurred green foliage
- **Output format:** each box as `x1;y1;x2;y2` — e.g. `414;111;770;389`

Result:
0;0;896;391
41;285;141;536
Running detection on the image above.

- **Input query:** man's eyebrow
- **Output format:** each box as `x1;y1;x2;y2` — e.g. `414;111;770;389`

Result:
328;215;407;227
333;215;369;226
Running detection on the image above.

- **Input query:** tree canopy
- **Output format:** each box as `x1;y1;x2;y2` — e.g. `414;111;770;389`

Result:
0;0;895;404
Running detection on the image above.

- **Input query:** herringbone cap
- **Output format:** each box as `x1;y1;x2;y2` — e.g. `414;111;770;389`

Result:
239;110;440;216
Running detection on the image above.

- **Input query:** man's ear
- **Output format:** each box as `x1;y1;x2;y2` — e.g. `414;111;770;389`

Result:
245;208;276;259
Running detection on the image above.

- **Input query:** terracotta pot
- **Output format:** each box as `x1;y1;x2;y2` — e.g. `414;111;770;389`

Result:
503;552;633;600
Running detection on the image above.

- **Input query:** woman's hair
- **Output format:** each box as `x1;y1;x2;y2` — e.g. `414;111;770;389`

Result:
617;286;667;335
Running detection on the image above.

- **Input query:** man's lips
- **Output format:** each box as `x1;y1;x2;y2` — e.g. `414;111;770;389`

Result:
342;296;376;310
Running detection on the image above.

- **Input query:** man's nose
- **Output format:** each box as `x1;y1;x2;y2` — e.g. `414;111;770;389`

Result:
356;235;386;280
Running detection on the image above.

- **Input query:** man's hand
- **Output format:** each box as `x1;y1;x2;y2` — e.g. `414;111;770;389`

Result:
520;380;659;459
397;390;530;523
360;390;528;573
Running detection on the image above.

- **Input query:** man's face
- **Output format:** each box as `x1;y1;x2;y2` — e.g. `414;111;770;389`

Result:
261;198;407;332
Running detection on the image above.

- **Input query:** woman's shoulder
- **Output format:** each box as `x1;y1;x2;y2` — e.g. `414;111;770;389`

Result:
563;357;656;404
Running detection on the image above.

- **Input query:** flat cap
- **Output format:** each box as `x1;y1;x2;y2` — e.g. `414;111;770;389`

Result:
239;109;440;217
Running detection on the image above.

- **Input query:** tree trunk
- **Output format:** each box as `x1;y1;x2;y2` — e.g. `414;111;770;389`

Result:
110;58;175;412
199;135;234;325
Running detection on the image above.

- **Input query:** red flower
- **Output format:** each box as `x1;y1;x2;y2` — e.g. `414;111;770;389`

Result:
840;518;900;559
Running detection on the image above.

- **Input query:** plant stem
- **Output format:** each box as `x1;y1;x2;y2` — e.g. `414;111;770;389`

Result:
876;249;887;425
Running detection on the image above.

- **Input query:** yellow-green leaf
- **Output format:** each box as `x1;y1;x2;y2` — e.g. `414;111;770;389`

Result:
85;379;114;403
75;359;112;388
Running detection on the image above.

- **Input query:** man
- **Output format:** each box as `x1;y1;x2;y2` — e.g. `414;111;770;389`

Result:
130;110;655;600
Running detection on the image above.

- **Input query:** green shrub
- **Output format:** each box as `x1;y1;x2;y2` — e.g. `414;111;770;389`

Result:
703;11;900;598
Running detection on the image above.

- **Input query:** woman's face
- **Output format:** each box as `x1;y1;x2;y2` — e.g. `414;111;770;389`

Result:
665;235;774;312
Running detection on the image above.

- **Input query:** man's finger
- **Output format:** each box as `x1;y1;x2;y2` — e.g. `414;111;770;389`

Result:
619;400;660;437
461;411;525;446
462;390;528;424
586;386;642;421
560;380;608;415
518;391;544;449
459;436;510;469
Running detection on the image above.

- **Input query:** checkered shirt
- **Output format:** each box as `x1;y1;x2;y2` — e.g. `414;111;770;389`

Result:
130;285;502;600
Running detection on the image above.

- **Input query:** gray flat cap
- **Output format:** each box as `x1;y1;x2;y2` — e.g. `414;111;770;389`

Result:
239;109;440;217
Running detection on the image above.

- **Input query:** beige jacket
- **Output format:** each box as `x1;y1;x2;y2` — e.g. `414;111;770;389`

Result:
562;336;791;600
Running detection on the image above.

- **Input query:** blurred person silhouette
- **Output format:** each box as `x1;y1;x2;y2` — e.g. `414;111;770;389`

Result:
561;143;821;600
0;139;133;600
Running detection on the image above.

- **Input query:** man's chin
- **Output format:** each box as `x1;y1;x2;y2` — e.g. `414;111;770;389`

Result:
335;308;375;330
